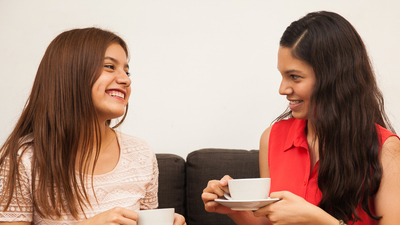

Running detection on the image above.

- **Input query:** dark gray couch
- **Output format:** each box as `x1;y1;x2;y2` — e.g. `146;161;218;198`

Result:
156;148;259;225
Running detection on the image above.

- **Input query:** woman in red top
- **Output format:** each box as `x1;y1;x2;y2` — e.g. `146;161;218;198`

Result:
202;11;400;225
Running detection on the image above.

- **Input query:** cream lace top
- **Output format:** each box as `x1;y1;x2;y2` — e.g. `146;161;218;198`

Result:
0;132;158;224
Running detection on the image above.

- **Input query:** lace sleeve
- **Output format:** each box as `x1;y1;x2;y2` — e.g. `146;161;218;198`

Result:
0;155;33;222
139;151;159;210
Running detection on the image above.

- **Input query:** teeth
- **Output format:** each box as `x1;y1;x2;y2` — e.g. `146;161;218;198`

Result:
108;90;125;99
290;100;302;104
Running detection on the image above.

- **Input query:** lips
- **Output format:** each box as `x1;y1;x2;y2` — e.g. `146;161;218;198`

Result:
106;89;126;100
289;100;303;105
288;100;303;111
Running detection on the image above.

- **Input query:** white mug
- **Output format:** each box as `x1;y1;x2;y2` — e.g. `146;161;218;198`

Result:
136;208;175;225
228;178;271;200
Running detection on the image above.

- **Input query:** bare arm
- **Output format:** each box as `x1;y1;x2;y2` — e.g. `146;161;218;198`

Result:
259;126;272;178
375;136;400;224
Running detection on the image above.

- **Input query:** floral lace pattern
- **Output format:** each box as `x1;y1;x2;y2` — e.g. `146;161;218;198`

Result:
0;132;158;224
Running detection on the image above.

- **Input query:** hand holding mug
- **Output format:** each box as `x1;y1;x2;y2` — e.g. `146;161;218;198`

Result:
202;175;236;214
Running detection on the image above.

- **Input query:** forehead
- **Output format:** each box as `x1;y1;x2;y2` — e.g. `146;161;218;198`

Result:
104;43;128;60
277;46;313;74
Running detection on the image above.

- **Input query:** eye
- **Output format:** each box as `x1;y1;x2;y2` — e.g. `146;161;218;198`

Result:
290;75;301;80
104;64;115;70
126;71;131;77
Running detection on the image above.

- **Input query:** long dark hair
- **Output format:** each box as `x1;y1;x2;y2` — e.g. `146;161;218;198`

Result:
0;27;129;219
278;11;394;223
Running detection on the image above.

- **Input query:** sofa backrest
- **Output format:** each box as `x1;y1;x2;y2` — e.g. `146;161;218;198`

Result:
156;153;187;216
157;148;260;225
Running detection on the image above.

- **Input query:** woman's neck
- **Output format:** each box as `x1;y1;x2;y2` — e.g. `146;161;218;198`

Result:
76;123;119;175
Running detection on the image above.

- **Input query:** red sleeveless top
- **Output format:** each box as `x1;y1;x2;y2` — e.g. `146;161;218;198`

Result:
268;118;398;224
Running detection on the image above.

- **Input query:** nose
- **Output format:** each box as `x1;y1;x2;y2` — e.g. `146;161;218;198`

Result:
279;78;292;96
116;71;131;87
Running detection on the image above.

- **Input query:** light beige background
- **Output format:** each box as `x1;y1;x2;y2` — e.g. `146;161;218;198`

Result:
1;0;399;158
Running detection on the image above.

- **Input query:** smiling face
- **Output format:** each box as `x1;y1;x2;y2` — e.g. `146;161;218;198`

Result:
92;43;131;123
278;46;316;120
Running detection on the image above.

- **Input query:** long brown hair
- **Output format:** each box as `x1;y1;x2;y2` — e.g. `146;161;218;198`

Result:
278;11;394;223
0;27;129;219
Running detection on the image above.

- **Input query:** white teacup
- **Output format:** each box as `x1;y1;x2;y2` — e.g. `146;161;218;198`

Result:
227;178;271;200
136;208;174;225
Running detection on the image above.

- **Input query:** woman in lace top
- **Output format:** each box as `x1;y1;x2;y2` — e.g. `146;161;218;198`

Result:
0;27;186;225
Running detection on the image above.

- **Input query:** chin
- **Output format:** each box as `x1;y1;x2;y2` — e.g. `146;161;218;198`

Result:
292;113;308;120
103;112;126;121
114;112;125;119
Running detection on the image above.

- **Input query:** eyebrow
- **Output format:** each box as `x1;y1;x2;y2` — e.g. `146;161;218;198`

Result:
104;56;129;69
283;69;302;74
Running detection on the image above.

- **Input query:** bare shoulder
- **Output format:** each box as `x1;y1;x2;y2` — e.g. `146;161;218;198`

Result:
259;126;273;178
380;136;400;165
260;126;273;148
379;136;400;179
374;136;400;224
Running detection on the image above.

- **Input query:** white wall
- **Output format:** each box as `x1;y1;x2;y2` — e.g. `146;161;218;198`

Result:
1;0;399;158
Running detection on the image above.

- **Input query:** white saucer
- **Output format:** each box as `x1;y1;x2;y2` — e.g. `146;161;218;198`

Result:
215;198;280;211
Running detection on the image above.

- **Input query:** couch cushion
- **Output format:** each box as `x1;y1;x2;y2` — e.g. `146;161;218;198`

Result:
186;148;260;225
156;153;186;217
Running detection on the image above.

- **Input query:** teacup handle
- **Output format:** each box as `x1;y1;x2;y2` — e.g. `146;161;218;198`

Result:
223;193;233;200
